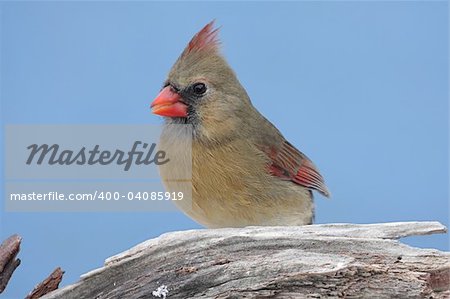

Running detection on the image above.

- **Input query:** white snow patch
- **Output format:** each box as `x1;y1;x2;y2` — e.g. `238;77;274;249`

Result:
152;284;169;298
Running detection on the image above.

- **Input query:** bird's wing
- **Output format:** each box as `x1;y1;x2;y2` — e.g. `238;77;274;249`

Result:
263;140;330;197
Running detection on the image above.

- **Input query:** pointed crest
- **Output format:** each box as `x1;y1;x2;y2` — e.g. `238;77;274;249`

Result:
182;21;220;56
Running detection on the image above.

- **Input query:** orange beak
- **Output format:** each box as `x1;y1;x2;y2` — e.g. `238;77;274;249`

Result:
151;86;188;117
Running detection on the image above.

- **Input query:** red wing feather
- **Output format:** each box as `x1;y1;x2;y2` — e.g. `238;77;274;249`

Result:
267;141;330;197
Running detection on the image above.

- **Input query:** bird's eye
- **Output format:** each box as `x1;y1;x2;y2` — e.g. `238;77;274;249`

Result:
192;83;207;96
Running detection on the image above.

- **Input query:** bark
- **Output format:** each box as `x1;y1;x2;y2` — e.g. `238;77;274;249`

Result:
26;267;65;299
0;234;22;293
41;221;449;299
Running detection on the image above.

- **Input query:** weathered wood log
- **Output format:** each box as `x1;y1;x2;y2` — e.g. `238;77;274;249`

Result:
42;222;449;299
0;234;22;294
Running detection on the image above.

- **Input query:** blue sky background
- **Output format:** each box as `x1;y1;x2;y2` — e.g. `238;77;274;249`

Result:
0;1;448;298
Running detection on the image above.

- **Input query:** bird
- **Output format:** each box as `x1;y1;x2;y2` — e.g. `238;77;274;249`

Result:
151;21;329;228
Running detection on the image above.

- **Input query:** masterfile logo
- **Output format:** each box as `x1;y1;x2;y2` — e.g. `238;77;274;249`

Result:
25;141;170;171
4;124;192;212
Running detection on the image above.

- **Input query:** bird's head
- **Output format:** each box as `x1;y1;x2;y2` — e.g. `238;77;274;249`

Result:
151;21;252;141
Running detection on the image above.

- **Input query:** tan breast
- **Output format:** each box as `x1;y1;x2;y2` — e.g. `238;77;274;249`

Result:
158;126;314;228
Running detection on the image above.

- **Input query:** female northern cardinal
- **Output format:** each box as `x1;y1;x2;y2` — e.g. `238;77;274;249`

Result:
151;21;329;228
